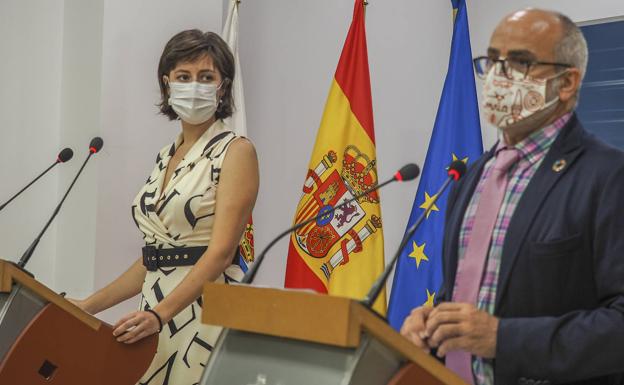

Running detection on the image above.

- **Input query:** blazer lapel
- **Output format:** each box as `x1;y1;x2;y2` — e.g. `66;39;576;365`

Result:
495;115;585;310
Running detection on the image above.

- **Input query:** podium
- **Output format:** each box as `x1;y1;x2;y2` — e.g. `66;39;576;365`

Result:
199;283;466;385
0;260;157;384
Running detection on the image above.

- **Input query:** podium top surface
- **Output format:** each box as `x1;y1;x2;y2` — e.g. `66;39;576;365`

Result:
0;260;100;330
202;282;466;385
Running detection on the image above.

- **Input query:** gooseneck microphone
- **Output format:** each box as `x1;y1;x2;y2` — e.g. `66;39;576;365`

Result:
18;138;103;269
361;160;467;309
0;148;74;213
241;163;421;285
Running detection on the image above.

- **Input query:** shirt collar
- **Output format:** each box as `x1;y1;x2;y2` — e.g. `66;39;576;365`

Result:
497;112;572;164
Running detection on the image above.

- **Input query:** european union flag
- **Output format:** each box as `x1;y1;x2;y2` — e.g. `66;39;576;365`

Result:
387;0;483;330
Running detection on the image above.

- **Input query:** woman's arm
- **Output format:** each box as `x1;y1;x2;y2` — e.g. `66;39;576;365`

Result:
114;138;259;343
72;257;147;314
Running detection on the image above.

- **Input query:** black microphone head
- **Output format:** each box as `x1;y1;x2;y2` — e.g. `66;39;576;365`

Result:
448;160;467;181
57;148;73;163
89;137;104;154
394;163;421;182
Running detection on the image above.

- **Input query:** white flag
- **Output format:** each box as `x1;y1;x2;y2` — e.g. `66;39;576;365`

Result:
222;0;247;136
221;0;254;273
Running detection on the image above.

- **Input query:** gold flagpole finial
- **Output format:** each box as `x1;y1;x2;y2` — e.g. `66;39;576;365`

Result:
364;0;369;6
236;0;241;5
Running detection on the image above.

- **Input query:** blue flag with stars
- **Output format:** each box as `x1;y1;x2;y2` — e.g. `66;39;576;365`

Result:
387;0;483;330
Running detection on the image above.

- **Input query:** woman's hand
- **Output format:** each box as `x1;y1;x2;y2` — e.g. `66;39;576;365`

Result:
113;311;161;344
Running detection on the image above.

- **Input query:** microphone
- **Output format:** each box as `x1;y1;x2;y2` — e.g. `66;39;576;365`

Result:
360;160;467;309
0;148;74;212
17;137;104;269
89;137;104;154
241;163;421;285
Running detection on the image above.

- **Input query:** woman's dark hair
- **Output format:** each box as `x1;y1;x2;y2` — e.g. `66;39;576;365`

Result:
157;29;235;121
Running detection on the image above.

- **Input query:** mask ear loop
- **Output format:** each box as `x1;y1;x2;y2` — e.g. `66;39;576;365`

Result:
216;79;229;112
542;69;570;107
163;75;171;103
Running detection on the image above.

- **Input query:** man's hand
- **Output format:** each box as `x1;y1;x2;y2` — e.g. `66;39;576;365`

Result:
424;302;498;358
400;305;434;351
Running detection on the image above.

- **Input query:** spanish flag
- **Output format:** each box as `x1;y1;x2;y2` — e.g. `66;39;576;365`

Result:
285;0;386;314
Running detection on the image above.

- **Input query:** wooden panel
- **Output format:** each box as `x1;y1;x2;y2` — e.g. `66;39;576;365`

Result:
203;283;358;347
387;363;444;385
0;302;157;384
0;260;99;330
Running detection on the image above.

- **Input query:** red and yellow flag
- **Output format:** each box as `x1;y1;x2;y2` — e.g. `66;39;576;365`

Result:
285;0;386;314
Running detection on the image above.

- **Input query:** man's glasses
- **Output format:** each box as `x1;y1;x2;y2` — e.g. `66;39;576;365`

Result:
473;56;572;80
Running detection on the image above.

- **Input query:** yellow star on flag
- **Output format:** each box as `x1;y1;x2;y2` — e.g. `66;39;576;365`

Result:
423;289;436;307
419;192;439;219
452;153;469;164
408;241;429;269
446;153;469;170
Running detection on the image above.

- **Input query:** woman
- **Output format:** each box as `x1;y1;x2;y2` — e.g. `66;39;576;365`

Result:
71;29;259;383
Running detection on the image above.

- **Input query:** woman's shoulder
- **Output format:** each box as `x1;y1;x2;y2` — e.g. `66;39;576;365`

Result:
203;121;254;156
218;121;255;147
220;136;257;173
226;136;256;154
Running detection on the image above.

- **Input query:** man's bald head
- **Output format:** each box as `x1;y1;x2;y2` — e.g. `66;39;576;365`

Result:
490;8;588;81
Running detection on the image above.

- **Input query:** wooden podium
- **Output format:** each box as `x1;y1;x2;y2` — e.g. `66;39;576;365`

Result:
0;260;157;384
199;283;466;385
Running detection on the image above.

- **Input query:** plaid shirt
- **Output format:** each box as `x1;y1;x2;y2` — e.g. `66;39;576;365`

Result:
454;113;571;385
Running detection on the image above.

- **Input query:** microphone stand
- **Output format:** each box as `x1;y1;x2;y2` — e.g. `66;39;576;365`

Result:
361;161;466;311
0;162;60;213
18;152;96;269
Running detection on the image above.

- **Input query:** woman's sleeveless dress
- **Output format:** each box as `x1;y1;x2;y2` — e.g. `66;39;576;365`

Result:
131;120;243;385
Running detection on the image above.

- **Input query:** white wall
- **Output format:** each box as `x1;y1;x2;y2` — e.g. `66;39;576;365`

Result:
0;0;65;286
55;0;104;303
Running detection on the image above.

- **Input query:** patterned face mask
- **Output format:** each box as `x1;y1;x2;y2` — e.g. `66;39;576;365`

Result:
482;64;563;129
168;81;221;125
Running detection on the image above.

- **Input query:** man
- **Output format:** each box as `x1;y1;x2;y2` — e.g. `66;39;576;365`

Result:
401;8;624;385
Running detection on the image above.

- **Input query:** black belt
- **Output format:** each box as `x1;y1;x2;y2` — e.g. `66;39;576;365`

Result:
142;245;207;271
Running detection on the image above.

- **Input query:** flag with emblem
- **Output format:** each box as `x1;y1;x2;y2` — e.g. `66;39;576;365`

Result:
284;0;386;314
222;0;254;273
387;0;483;330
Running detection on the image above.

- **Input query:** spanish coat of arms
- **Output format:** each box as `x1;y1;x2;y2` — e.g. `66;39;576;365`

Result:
293;145;382;280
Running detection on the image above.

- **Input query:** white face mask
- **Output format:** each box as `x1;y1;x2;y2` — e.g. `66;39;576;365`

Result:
168;81;220;125
482;65;561;129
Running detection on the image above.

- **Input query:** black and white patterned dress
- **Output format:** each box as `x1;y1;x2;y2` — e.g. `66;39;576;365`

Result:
131;120;244;384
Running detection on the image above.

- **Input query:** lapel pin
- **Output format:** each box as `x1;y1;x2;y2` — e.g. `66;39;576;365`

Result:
552;159;567;173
